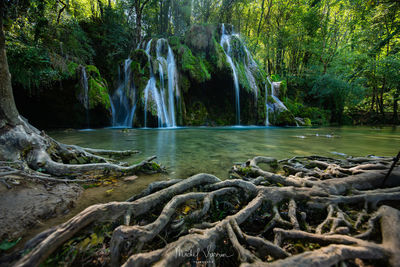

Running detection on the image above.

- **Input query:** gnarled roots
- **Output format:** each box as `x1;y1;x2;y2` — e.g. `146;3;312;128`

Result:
12;154;400;266
0;118;161;185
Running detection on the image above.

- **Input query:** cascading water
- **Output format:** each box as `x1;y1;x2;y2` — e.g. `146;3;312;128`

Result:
265;77;293;125
80;67;90;128
244;47;259;99
167;45;179;127
266;77;287;111
265;83;270;126
220;24;241;125
110;59;136;127
143;38;179;128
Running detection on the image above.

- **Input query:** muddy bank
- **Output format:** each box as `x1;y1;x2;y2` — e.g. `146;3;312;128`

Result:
0;181;83;241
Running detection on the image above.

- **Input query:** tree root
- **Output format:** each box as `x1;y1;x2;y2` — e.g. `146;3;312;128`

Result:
9;154;400;267
0;118;163;181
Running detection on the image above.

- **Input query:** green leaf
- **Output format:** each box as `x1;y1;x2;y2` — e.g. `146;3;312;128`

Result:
0;237;21;251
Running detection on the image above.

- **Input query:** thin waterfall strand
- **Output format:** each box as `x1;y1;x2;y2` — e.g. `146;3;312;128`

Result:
220;24;240;125
81;67;90;128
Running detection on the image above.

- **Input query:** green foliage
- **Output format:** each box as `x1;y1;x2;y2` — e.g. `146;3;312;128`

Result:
303;117;312;126
0;237;21;251
310;74;351;122
180;74;191;93
42;222;113;266
67;62;80;77
237;166;254;177
274;110;296;126
55;19;95;63
283;98;329;125
5;0;400;125
7;41;59;92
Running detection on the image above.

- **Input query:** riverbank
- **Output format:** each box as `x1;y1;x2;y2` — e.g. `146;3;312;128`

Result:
0;179;82;241
6;153;400;267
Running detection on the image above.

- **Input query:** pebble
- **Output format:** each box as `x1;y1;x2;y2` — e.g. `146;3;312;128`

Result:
123;175;138;182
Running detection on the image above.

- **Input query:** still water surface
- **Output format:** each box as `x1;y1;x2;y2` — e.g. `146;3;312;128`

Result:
50;126;400;179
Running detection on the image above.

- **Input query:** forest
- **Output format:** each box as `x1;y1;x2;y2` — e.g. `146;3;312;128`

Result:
0;0;400;267
4;0;400;128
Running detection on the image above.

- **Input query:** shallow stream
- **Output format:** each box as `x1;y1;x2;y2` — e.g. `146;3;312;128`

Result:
25;126;399;241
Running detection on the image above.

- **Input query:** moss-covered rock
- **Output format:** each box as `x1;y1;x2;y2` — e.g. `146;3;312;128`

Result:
209;38;230;71
185;101;209;126
67;61;79;77
81;65;111;110
88;77;110;109
130;49;150;92
303;117;312;126
273;110;297;126
179;44;211;83
184;24;215;55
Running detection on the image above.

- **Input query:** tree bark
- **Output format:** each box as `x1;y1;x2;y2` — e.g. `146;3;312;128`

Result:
393;91;399;124
0;14;20;128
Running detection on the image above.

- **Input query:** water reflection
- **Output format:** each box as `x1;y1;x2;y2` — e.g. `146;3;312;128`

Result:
50;126;400;179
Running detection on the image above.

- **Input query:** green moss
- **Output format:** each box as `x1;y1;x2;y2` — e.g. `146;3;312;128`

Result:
185;101;208;126
236;61;252;93
211;38;229;70
88;77;110;109
180;74;191;93
86;65;101;79
168;36;181;47
303;117;312;126
274;110;296;126
130;49;150;91
67;62;79;77
180;44;211;83
151;162;161;171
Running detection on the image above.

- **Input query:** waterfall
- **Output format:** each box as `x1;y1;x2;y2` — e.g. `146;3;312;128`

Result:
110;59;136;127
167;46;178;127
265;77;292;126
81;67;90;128
220;24;241;125
244;47;259;99
143;38;179;128
266;77;287;111
143;40;152;127
265;83;270;126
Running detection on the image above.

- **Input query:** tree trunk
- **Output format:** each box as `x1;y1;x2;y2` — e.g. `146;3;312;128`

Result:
0;15;20;128
393;91;399;124
135;4;142;45
0;11;160;176
256;0;266;39
370;86;376;112
380;79;386;117
161;0;171;36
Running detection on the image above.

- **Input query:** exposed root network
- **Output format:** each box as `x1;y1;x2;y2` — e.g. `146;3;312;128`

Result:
8;154;400;267
0;118;161;187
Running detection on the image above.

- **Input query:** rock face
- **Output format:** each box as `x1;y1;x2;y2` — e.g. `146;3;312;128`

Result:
0;182;83;240
14;24;271;128
125;24;267;127
13;64;111;129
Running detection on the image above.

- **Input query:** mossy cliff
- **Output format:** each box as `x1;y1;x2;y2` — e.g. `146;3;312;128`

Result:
125;24;267;127
176;24;266;126
14;63;111;129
